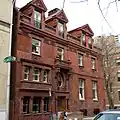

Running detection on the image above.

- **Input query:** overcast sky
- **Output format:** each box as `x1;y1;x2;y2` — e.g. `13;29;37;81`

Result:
16;0;120;37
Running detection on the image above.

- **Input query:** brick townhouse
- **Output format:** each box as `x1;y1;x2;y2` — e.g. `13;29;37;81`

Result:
10;0;106;120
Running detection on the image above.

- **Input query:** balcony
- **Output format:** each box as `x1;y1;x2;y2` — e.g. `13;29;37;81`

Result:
54;57;71;70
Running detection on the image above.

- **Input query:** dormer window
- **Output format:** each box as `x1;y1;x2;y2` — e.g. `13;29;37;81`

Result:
88;38;92;49
34;11;41;28
82;35;86;46
58;22;64;38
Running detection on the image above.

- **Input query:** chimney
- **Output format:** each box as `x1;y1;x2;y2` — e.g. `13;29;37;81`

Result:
48;8;60;16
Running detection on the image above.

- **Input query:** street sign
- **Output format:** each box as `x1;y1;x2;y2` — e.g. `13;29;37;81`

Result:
4;56;16;63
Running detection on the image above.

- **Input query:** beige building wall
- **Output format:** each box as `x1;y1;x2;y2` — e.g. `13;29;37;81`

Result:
0;0;12;119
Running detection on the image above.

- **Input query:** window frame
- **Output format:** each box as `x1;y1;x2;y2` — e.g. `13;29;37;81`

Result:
32;97;41;113
92;81;98;101
58;22;64;38
78;53;83;67
43;70;49;83
79;79;85;100
23;97;30;114
34;10;41;28
57;47;64;61
32;39;41;55
44;97;49;112
24;66;30;81
33;68;40;82
91;57;96;70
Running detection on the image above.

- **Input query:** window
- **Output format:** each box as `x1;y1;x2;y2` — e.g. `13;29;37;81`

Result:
24;66;29;80
44;97;49;112
91;58;96;70
78;54;83;67
88;38;92;49
43;70;49;83
116;58;120;66
92;81;98;100
82;35;86;46
118;91;120;101
32;97;41;113
33;68;40;82
32;39;41;55
23;97;29;114
34;11;41;28
57;47;64;60
79;79;85;100
117;72;120;81
58;22;64;37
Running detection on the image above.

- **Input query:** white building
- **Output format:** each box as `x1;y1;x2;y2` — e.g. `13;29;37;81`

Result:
0;0;14;120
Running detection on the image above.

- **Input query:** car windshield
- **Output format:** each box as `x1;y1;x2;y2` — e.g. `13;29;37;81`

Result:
94;113;120;120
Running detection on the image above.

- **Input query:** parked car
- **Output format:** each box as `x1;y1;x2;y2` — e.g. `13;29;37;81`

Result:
93;109;120;120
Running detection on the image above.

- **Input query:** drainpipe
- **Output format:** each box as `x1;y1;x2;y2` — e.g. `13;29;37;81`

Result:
5;0;15;120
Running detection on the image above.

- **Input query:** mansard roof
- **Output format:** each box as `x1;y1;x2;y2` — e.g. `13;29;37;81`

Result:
20;0;47;12
69;24;94;36
46;8;68;23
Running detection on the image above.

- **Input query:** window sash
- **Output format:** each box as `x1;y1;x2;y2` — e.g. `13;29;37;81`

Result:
43;70;48;82
32;98;40;113
44;98;49;112
32;39;41;55
23;98;29;113
33;68;40;81
92;58;96;69
34;11;41;28
57;48;64;60
92;81;98;100
58;22;63;33
24;67;29;80
78;54;83;66
79;80;85;100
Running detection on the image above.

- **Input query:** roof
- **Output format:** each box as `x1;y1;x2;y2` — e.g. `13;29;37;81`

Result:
45;9;68;23
20;0;47;12
69;24;94;36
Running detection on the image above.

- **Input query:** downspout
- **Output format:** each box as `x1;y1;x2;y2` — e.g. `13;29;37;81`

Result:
5;0;15;120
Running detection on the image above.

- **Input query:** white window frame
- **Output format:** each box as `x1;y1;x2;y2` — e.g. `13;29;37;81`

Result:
78;54;83;66
79;80;85;100
33;68;40;82
57;47;64;61
43;70;48;83
58;22;64;33
91;58;96;70
32;39;41;55
34;10;41;28
92;81;98;101
82;35;85;42
24;66;29;81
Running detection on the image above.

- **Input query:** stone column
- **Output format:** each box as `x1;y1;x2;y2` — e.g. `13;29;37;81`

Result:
41;69;44;82
20;97;23;113
41;11;45;30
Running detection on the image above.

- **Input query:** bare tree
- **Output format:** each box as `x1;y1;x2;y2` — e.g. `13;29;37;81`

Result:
95;35;117;109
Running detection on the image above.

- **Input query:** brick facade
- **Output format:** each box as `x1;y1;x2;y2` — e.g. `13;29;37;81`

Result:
10;0;106;120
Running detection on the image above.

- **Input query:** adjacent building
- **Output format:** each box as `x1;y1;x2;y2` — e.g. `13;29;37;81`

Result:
94;35;120;109
0;0;13;120
10;0;106;119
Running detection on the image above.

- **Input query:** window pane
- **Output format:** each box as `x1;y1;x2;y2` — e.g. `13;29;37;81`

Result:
44;98;49;112
23;97;29;114
32;97;40;113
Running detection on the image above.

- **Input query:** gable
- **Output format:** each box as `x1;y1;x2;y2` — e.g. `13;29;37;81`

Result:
56;10;68;23
80;24;94;36
32;0;47;11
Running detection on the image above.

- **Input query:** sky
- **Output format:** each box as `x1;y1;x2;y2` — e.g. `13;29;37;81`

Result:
16;0;120;37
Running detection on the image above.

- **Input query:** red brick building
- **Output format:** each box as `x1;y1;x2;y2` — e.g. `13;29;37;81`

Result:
10;0;106;120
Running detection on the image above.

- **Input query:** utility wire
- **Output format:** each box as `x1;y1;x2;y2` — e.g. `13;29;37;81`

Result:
98;0;116;34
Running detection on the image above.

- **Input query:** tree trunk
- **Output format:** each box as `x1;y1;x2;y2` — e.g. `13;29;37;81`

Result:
106;85;114;109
